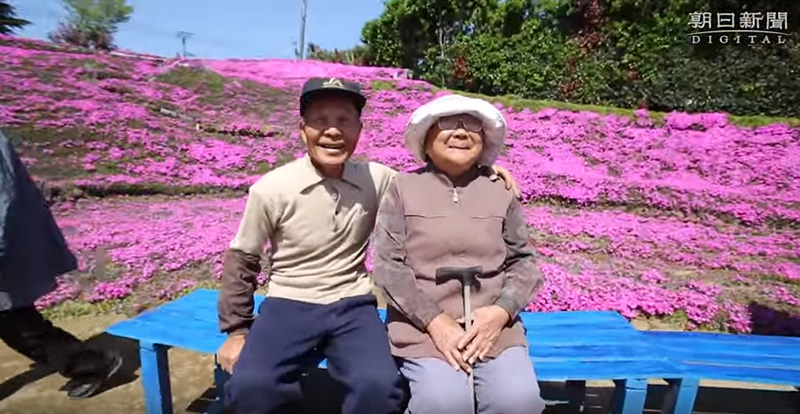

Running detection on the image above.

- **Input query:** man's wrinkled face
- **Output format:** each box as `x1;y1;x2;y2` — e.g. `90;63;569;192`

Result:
300;95;362;176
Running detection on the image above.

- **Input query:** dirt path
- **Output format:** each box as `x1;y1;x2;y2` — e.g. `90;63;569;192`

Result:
0;314;796;414
0;314;217;414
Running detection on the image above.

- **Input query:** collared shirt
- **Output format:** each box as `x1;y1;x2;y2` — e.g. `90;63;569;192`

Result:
218;155;397;334
372;163;544;361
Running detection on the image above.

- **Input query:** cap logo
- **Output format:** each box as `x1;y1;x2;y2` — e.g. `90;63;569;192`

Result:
322;78;344;88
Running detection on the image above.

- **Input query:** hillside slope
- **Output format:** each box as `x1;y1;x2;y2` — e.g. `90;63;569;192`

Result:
1;36;798;335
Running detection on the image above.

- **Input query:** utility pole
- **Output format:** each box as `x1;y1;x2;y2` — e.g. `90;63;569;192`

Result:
298;0;307;59
176;31;193;58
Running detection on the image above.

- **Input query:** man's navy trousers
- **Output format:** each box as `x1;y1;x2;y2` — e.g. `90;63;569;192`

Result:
224;294;404;414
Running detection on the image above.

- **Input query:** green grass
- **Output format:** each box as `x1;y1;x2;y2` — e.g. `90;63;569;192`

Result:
156;65;233;108
157;66;228;95
370;80;397;91
41;296;134;319
156;65;292;119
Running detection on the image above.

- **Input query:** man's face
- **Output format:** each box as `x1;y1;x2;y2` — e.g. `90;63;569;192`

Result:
300;95;362;176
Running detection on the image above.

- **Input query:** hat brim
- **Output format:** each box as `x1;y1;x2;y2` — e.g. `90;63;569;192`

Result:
403;94;507;166
300;89;366;116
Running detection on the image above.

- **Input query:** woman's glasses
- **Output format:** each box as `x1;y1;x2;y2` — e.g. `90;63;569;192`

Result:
437;116;483;132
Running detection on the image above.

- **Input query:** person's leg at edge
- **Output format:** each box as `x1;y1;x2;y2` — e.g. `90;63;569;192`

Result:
322;295;404;414
398;356;471;414
224;297;327;414
473;346;545;414
0;306;122;397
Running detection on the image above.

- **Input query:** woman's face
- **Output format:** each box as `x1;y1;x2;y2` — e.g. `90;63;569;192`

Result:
424;114;484;176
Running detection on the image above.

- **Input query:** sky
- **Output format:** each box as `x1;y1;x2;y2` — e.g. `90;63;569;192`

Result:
9;0;388;59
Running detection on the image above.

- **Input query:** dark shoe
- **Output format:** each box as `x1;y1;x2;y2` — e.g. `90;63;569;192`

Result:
63;351;123;399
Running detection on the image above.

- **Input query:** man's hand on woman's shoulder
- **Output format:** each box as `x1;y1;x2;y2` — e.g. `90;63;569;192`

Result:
488;165;521;199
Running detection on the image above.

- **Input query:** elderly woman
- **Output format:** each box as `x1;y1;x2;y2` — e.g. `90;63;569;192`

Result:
372;94;546;414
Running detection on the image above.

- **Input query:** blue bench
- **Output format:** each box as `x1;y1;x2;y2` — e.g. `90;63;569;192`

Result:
641;330;800;414
106;289;684;414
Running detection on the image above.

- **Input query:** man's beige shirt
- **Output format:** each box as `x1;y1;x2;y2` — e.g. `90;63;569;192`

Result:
228;155;397;305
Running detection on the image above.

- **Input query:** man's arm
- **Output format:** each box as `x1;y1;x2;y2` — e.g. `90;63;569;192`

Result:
372;179;444;331
493;198;544;319
218;185;276;335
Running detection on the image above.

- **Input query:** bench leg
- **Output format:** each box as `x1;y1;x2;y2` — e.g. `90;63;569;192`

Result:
206;358;231;414
610;378;647;414
140;341;173;414
660;378;698;414
566;380;587;413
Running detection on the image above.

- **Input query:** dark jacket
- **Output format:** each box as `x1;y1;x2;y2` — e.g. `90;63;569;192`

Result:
0;130;77;311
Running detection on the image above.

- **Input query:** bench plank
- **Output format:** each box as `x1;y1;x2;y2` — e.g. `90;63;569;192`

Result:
674;352;800;370
526;330;643;345
641;330;800;414
644;331;800;357
107;290;644;353
677;363;800;385
106;289;681;414
645;330;800;345
643;331;800;383
527;344;666;361
533;359;685;381
519;310;634;327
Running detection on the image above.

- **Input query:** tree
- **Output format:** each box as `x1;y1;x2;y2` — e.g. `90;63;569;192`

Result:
307;42;371;65
49;0;133;50
359;0;799;116
0;1;31;35
360;0;499;80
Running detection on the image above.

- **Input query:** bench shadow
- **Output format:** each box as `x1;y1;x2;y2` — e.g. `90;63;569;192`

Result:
183;373;799;414
493;382;799;414
644;383;798;414
185;367;349;414
184;387;220;413
186;368;358;414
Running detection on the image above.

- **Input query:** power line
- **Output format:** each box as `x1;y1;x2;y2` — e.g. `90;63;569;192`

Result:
176;31;193;58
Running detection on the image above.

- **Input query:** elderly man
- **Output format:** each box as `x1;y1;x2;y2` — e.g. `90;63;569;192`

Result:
0;130;122;399
217;78;519;414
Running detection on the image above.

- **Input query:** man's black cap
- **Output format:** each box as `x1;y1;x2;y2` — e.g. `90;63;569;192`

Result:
299;77;366;116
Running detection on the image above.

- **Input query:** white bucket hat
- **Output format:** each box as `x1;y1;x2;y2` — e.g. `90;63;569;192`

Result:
404;93;507;166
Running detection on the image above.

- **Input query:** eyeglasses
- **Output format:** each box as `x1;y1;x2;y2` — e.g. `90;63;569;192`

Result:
437;116;483;132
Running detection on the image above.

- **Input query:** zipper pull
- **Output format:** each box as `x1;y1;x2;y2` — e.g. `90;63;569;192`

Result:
452;187;459;203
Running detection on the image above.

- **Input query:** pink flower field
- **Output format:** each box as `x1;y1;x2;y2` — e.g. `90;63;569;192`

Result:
1;35;798;335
